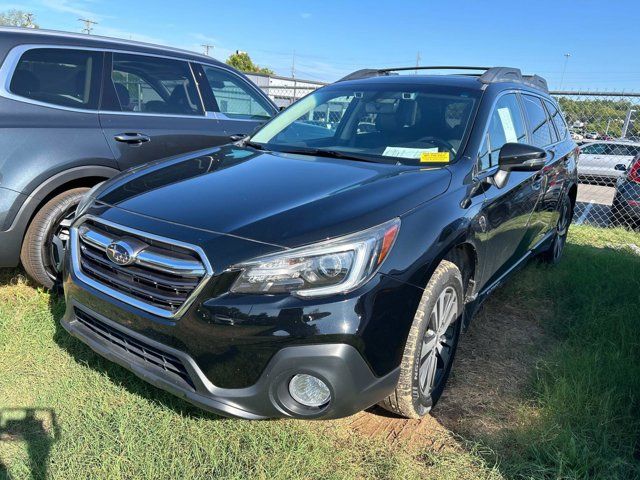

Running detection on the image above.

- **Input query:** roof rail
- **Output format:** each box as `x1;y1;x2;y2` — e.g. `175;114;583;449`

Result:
337;65;549;93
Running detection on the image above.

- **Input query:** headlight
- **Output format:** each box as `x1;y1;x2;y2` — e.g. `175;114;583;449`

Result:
229;218;400;297
75;182;104;217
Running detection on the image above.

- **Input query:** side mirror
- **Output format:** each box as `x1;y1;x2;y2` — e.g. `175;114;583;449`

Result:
489;143;547;189
498;143;546;172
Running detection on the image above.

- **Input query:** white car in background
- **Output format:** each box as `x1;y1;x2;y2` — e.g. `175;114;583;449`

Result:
577;141;640;182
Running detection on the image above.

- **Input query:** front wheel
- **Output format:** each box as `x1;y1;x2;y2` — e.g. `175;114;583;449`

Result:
20;188;88;289
379;260;464;418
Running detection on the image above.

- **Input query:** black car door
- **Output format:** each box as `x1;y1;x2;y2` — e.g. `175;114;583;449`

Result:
194;64;276;138
520;94;563;249
99;52;228;170
476;92;542;288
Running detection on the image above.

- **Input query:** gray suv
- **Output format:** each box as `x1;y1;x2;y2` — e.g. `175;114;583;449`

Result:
0;27;278;287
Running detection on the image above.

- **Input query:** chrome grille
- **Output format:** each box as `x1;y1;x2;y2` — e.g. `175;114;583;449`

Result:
72;217;212;318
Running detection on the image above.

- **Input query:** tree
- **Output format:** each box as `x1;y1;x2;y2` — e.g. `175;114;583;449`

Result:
0;9;39;28
226;52;274;75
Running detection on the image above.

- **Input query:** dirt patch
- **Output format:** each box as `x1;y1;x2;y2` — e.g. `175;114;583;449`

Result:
337;288;553;448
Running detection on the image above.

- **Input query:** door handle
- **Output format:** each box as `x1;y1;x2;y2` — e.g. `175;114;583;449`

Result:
114;133;151;145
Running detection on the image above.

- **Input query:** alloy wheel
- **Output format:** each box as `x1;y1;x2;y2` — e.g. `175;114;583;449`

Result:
553;198;571;261
418;286;459;397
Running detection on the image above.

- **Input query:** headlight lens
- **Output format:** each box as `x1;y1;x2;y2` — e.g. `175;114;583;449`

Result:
229;218;400;297
75;182;104;217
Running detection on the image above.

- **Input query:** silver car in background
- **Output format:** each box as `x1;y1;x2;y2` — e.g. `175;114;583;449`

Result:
577;140;640;183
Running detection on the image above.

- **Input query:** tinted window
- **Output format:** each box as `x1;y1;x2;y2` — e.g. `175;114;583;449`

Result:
110;53;203;115
10;48;101;109
545;99;568;140
478;94;527;170
581;143;605;155
608;144;640;156
522;95;553;147
202;66;272;119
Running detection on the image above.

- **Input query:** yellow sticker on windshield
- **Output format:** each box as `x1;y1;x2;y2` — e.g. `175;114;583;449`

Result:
420;151;450;163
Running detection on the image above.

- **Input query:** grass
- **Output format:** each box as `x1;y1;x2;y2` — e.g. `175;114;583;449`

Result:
0;225;639;479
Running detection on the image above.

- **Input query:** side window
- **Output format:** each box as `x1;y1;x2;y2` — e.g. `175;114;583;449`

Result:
522;95;554;148
478;94;527;170
9;48;101;109
201;66;272;120
581;143;605;155
545;99;568;140
110;53;203;115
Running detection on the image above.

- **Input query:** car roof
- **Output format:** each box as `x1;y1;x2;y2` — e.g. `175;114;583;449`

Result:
329;73;552;98
0;26;227;67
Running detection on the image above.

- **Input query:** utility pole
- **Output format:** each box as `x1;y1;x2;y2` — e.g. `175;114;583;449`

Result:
415;51;421;74
622;108;636;138
201;44;214;56
559;53;571;90
25;13;35;28
291;50;297;102
78;18;97;35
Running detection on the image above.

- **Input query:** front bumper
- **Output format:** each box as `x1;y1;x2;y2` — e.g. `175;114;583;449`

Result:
62;301;399;419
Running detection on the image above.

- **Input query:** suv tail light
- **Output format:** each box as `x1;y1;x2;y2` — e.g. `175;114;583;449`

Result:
628;155;640;183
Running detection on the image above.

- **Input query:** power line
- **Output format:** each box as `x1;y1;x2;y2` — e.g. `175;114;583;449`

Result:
78;18;97;35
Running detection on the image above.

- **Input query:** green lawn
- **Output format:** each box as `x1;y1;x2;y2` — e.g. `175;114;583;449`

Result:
0;225;638;479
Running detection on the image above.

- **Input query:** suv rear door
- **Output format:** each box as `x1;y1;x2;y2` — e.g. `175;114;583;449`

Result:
195;64;276;137
477;92;546;287
99;52;228;170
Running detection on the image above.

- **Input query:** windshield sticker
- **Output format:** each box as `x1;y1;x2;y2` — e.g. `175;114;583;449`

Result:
497;107;518;143
383;146;437;159
420;152;450;163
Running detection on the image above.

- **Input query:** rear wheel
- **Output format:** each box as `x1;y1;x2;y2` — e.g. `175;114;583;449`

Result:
541;194;572;264
379;260;463;418
20;188;88;289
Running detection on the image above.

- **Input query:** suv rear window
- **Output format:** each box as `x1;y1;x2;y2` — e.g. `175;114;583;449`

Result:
10;48;101;109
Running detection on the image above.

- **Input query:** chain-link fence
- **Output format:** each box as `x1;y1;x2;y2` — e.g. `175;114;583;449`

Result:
255;83;640;231
551;91;640;230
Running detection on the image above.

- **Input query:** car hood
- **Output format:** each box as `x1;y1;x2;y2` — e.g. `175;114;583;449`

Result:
95;145;451;248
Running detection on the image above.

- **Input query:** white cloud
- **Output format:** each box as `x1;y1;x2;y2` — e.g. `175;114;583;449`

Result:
93;25;166;45
40;0;104;21
300;12;311;19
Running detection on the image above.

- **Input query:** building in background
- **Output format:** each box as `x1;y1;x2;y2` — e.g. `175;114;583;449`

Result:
245;72;325;107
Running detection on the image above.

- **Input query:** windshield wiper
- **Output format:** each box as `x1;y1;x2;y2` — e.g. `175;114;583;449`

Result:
276;147;397;164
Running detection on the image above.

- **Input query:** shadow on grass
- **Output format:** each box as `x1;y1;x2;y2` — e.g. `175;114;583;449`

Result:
0;407;60;480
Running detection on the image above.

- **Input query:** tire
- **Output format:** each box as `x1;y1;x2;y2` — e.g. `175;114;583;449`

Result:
540;194;572;264
20;187;88;289
609;200;626;228
379;260;464;418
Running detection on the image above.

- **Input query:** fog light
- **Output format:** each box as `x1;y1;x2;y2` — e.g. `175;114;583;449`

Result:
288;374;331;407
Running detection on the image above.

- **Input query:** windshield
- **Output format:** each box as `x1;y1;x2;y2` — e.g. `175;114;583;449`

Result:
250;82;481;165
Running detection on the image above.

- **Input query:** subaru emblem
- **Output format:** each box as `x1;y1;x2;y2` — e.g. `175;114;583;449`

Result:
106;240;136;266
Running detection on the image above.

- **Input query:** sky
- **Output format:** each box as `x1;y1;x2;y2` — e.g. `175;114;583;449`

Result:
4;0;640;91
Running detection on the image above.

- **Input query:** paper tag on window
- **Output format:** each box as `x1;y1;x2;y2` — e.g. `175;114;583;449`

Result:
497;107;518;143
383;146;437;159
420;152;450;163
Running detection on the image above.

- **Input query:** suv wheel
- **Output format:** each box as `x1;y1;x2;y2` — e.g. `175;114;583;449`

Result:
541;194;572;264
20;187;88;289
380;260;463;418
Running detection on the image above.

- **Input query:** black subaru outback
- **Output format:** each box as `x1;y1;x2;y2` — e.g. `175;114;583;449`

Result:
62;66;578;420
